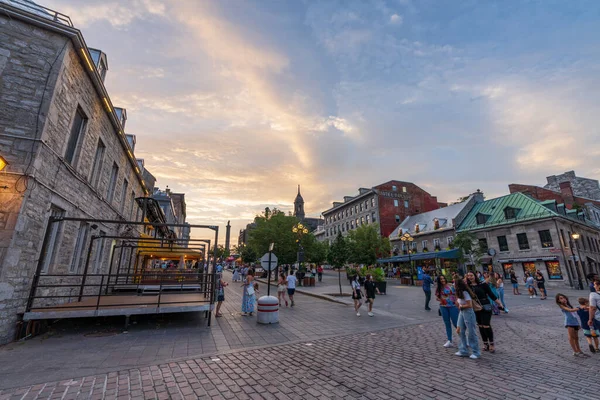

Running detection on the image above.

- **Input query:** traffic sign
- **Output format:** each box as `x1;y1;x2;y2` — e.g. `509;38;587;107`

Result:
260;253;278;271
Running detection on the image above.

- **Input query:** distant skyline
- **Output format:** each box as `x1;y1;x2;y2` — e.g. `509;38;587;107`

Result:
44;0;600;244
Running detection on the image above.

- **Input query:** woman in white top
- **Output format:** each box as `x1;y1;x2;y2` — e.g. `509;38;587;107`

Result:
351;275;363;316
454;278;481;359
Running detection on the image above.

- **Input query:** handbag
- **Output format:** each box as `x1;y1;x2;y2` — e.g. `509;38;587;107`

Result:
247;285;255;296
472;297;483;312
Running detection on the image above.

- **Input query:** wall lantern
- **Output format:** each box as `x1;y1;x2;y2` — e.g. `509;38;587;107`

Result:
0;155;8;172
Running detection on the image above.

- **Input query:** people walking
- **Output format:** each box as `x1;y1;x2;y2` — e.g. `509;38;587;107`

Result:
435;275;459;348
363;274;380;317
524;272;536;298
241;269;255;316
466;271;504;353
588;279;600;334
215;273;228;317
422;269;434;311
556;293;587;357
494;272;509;313
587;273;598;292
576;297;599;353
510;270;520;295
535;271;547;300
317;265;323;282
454;278;481;359
286;270;297;307
351;274;363;316
277;273;288;307
232;266;240;282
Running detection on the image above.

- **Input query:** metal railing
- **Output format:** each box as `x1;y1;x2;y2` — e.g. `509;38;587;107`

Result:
26;271;215;313
1;0;73;27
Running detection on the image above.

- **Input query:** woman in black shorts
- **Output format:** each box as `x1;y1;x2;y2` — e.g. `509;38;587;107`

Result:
466;271;504;353
535;271;547;300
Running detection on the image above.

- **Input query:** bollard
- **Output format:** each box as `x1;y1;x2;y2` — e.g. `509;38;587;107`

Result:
257;295;279;324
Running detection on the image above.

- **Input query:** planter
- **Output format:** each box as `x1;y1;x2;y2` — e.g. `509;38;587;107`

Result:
309;277;316;287
303;277;310;286
375;281;387;294
415;280;423;287
400;277;411;285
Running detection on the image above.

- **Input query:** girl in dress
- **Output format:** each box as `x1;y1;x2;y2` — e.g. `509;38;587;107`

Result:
241;269;255;316
277;273;288;307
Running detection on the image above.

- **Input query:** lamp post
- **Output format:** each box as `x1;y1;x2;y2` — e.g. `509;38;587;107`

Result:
571;232;584;290
400;232;414;285
292;223;309;285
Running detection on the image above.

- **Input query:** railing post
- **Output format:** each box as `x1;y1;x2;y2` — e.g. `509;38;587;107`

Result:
157;273;163;309
27;217;57;312
78;236;98;301
96;275;104;311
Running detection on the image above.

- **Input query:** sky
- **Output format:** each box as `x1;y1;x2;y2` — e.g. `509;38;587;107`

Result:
43;0;600;244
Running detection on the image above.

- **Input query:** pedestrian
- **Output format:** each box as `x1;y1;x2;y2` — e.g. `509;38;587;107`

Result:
454;278;481;359
556;293;587;357
494;272;509;313
485;273;500;316
465;271;504;353
524;272;536;298
232;266;240;282
435;275;459;348
351;274;363;316
241;269;255;316
317;265;323;282
587;273;598;292
277;273;288;307
510;270;520;295
588;279;600;333
535;271;547;300
422;269;434;311
576;297;599;353
286;270;297;307
475;271;484;283
215;273;228;317
363;274;380;317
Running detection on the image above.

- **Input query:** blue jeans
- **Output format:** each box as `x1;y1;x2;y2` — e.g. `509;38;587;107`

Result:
457;308;481;357
497;287;508;310
440;306;459;341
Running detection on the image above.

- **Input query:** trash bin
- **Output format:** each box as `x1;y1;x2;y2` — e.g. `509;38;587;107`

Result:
257;295;279;324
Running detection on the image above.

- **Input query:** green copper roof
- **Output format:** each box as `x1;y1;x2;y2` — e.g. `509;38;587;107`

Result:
457;192;557;231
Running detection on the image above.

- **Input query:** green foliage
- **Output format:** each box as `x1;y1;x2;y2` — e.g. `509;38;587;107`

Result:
328;232;348;268
358;266;368;277
346;224;391;265
372;267;385;282
237;244;257;263
212;245;230;260
452;231;483;268
247;209;299;264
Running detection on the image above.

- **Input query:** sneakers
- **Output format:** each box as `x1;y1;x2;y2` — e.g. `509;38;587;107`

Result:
529;296;533;299
589;344;596;353
574;352;589;357
285;300;288;307
368;312;374;317
533;295;537;298
454;352;468;357
469;354;480;359
356;312;361;317
443;341;454;348
291;301;295;307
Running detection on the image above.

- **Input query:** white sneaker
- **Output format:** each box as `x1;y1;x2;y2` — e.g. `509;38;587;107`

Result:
533;295;537;298
469;354;479;359
356;312;360;317
443;341;454;348
529;296;533;299
368;312;374;317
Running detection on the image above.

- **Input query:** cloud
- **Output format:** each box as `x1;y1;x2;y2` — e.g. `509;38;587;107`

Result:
390;14;403;24
47;0;165;28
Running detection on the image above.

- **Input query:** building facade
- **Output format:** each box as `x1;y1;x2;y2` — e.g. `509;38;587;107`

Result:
321;180;444;243
151;187;189;242
456;192;600;288
293;185;322;232
0;1;148;343
544;171;600;201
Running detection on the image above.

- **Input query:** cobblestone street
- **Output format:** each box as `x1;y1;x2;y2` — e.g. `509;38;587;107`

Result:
1;275;599;399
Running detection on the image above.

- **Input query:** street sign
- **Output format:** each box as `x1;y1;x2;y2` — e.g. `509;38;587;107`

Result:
260;253;278;271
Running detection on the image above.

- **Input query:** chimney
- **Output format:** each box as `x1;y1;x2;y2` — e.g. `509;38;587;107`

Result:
472;189;485;203
559;182;574;208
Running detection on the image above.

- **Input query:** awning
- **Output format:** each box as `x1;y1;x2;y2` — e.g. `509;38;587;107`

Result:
378;248;461;263
497;256;558;263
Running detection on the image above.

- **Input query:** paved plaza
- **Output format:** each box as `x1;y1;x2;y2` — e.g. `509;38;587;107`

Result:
1;272;599;399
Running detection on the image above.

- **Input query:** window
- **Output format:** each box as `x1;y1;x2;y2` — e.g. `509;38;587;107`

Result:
89;139;105;188
433;238;440;249
476;213;490;225
447;236;453;245
355;205;358;213
93;231;107;273
504;207;517;219
129;191;136;220
365;200;368;209
106;163;119;203
355;218;359;227
478;238;488;252
395;215;400;223
412;241;417;250
502;263;513;279
545;261;563;280
394;199;399;207
98;58;107;81
402;187;407;193
341;224;345;232
392;185;397;191
346;222;349;231
366;214;370;224
522;262;536;276
70;222;90;273
560;229;567;248
404;200;409;208
517;233;530;250
422;240;428;250
351;220;355;229
360;216;364;225
345;209;348;218
360;203;363;211
120;179;129;212
538;230;554;248
581;235;587;251
372;212;377;223
497;236;509;252
371;198;375;207
350;208;353;216
64;107;88;165
41;206;65;273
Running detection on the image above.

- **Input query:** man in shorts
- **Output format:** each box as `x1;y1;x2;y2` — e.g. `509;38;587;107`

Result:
287;270;297;307
363;274;381;317
588;279;600;334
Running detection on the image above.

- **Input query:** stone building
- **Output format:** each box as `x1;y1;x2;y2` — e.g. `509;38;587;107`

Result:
0;1;149;343
456;192;600;288
152;187;189;242
293;185;322;232
321;180;444;243
544;171;600;201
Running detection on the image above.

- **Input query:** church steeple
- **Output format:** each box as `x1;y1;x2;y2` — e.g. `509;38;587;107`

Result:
294;185;305;220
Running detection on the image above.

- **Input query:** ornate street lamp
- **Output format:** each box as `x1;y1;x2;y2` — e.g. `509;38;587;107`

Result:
571;232;584;290
400;232;415;285
292;222;309;285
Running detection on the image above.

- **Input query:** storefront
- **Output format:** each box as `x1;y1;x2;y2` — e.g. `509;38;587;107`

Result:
498;256;566;285
378;248;461;284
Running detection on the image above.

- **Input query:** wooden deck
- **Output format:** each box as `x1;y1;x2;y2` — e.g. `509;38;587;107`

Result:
24;293;212;321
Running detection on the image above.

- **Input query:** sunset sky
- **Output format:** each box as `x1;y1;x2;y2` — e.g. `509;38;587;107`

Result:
44;0;600;244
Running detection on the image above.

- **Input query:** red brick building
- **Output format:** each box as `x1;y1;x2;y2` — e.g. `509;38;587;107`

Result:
321;180;445;242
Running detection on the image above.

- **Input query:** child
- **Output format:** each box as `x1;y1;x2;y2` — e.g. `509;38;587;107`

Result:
556;293;588;357
214;274;228;318
577;297;600;353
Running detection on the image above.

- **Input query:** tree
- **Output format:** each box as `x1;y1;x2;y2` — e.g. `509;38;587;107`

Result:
237;244;258;263
212;244;230;261
247;208;299;265
346;224;391;266
452;231;483;273
305;235;328;265
327;232;348;295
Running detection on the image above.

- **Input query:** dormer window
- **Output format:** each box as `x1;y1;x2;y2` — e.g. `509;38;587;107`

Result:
476;213;490;225
504;207;518;219
98;58;107;81
433;218;440;230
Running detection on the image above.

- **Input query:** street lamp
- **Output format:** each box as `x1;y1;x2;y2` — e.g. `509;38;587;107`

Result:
400;232;414;285
571;232;584;290
292;222;309;286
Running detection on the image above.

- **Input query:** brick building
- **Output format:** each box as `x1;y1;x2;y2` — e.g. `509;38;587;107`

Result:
321;180;445;242
0;1;149;343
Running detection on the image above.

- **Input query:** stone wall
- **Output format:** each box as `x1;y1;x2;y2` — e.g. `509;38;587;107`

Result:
0;15;144;343
545;171;600;201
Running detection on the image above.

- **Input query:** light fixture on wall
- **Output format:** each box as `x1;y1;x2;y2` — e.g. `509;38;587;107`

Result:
0;155;8;189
